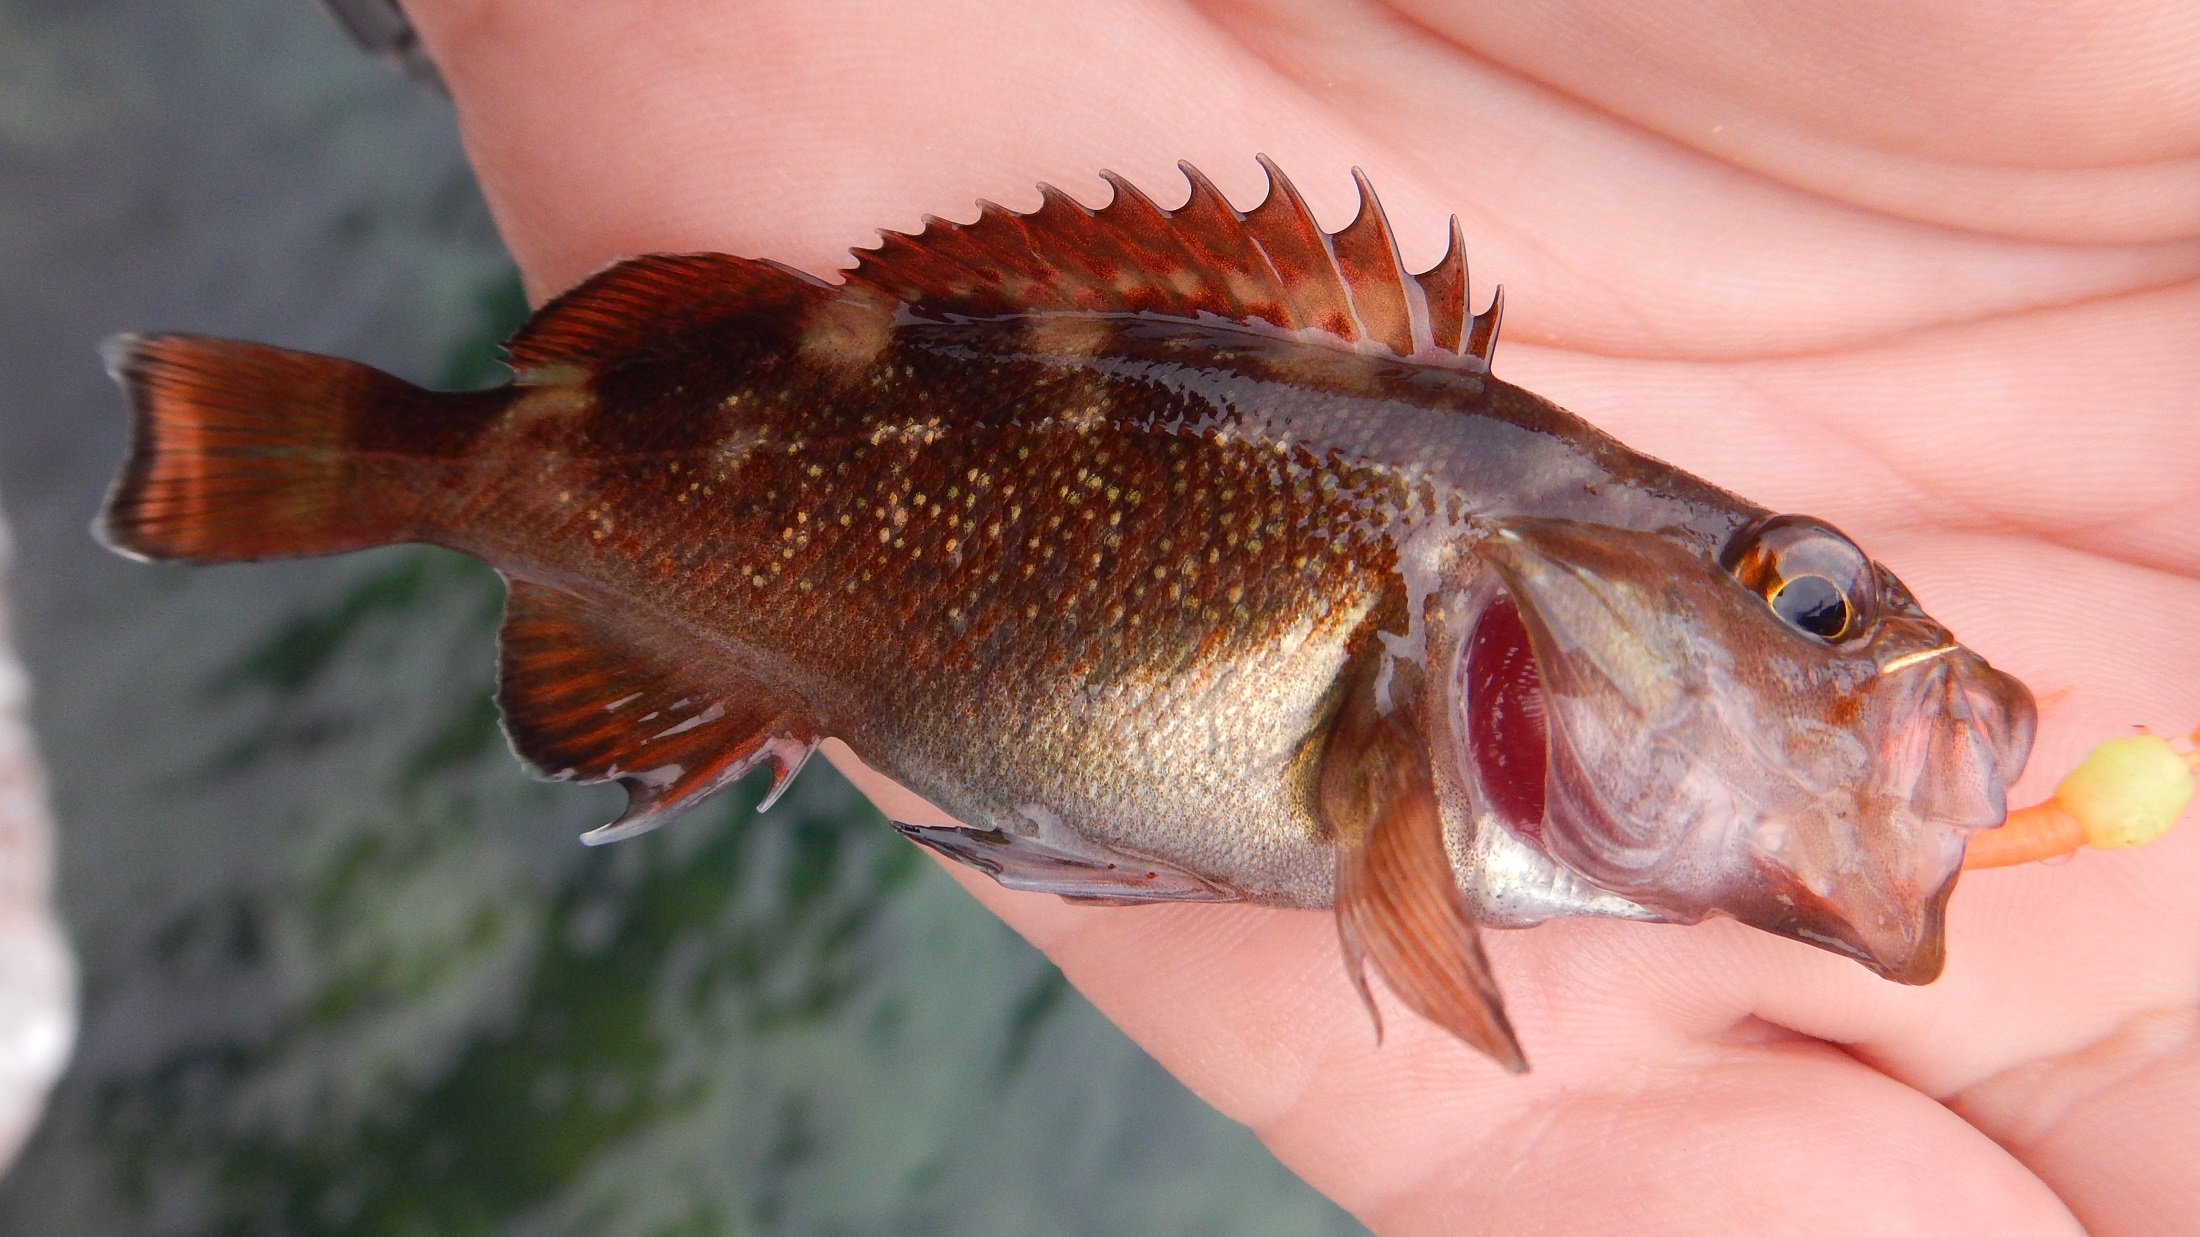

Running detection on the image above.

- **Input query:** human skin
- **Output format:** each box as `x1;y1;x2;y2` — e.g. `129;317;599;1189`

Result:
398;2;2200;1231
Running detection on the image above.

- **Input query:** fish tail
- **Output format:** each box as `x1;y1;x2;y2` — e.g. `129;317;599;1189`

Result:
98;334;490;562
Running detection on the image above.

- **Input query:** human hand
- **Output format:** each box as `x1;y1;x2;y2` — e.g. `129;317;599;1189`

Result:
402;2;2200;1230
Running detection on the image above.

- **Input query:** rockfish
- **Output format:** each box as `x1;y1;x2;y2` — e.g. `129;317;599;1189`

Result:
99;160;2036;1069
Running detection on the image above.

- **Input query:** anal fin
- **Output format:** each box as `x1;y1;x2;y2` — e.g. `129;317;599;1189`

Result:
1321;656;1527;1071
497;578;817;843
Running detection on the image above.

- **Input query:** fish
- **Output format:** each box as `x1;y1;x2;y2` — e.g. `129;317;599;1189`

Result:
97;159;2037;1070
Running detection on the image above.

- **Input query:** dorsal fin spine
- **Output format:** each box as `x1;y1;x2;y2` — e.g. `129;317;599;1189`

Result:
1098;170;1232;314
1334;168;1418;355
842;158;1503;369
1467;284;1504;367
1172;162;1270;323
1414;218;1470;354
1244;155;1358;340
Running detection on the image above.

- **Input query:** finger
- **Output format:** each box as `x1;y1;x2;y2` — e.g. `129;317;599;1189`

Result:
1954;1007;2200;1237
407;1;2198;358
1381;0;2200;241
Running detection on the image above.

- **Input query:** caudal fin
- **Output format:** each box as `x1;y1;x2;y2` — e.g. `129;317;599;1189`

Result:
99;334;454;563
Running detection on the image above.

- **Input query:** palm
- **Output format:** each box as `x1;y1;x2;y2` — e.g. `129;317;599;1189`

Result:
411;2;2199;1230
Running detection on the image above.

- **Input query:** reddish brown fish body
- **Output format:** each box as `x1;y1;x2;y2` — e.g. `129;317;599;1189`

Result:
100;162;2036;1068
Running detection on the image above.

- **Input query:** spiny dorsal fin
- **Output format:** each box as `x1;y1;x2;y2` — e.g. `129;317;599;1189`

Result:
504;253;840;377
497;577;817;843
845;157;1504;367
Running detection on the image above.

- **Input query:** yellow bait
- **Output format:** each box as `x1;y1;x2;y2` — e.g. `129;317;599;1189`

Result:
1964;730;2198;870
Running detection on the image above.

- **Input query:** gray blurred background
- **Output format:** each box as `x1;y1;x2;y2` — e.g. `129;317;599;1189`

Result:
0;3;1360;1232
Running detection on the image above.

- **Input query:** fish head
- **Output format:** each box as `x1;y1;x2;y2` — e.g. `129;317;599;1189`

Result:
1460;514;2035;983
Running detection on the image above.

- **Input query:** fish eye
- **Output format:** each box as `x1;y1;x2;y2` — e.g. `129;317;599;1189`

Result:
1720;515;1874;644
1769;574;1852;639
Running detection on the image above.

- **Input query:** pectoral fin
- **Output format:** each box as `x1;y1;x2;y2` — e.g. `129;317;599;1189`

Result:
497;578;817;843
1320;657;1526;1071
